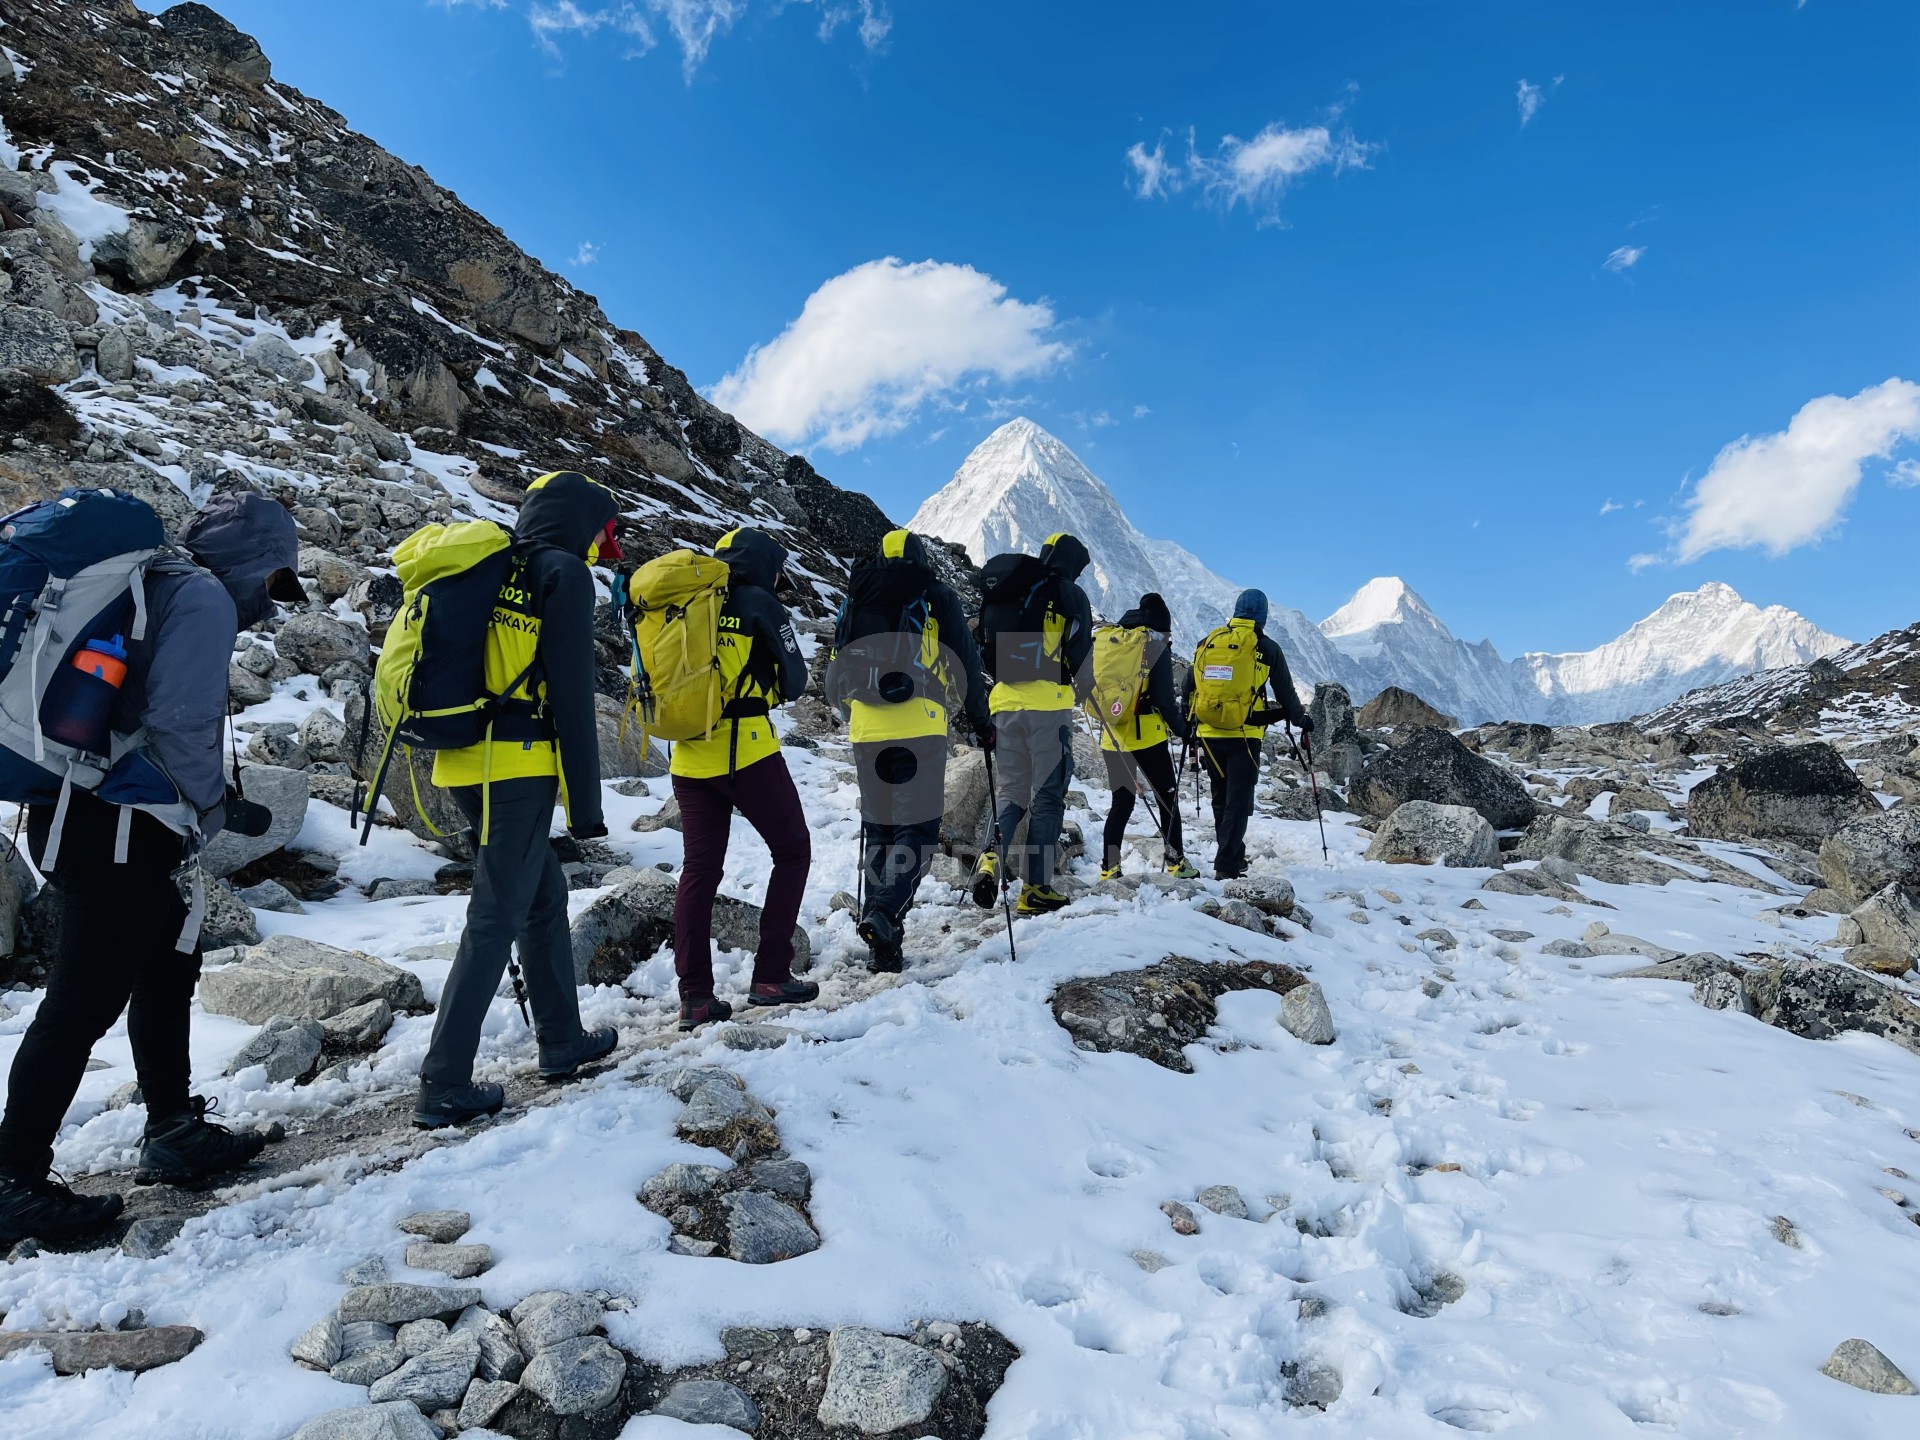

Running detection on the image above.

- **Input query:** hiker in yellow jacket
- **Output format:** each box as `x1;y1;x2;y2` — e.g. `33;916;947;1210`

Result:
1182;588;1310;880
1091;592;1197;880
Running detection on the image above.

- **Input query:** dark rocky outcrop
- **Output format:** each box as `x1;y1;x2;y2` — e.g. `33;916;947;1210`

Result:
1356;686;1458;732
1818;808;1920;909
1051;956;1309;1073
1350;727;1535;830
1687;743;1880;846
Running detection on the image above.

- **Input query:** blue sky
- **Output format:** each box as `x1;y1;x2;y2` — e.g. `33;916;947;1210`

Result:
210;0;1918;655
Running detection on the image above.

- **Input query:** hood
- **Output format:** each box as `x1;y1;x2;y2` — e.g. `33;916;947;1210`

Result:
1039;531;1090;581
879;528;933;572
1120;591;1172;634
517;471;619;559
1233;588;1269;629
178;491;301;629
715;526;788;591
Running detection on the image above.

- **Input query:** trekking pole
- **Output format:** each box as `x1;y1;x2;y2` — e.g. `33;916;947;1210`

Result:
506;958;532;1026
1087;709;1174;856
1293;724;1330;863
980;745;1018;963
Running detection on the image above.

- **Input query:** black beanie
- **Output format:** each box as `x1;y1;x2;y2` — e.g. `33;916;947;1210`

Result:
1137;592;1172;633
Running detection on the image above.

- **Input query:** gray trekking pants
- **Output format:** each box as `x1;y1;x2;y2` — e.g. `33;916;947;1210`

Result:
421;777;585;1087
991;708;1074;887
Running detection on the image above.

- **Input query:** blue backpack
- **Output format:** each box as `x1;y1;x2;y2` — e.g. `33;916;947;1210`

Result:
0;489;202;879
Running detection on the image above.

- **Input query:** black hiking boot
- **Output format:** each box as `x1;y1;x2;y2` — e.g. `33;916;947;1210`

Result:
412;1080;506;1130
678;996;733;1032
857;910;905;974
135;1097;267;1186
0;1169;123;1247
969;851;1001;910
749;977;821;1008
538;1026;618;1082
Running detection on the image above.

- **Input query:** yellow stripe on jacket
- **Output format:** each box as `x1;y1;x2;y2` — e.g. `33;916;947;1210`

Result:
846;611;953;743
989;603;1074;715
1099;708;1169;752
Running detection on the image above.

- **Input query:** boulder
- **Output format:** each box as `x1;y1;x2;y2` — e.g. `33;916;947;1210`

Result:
94;324;135;382
458;1377;521;1430
817;1326;949;1434
1817;808;1920;908
724;1190;821;1264
320;997;394;1051
200;935;426;1024
292;1316;345;1372
516;1333;628;1417
940;745;993;859
1750;956;1920;1056
1687;743;1879;846
1850;884;1920;962
1350;727;1534;830
569;866;809;986
652;1379;761;1431
224;1015;324;1083
368;1333;482;1412
0;1326;202;1374
1356;687;1457;732
277;612;371;675
1513;812;1774;891
329;1344;407;1387
1223;874;1295;916
90;215;194;289
242;332;316;384
202;764;308;878
398;1209;471;1243
339;1284;483;1327
1820;1338;1917;1396
288;1403;440;1440
0;834;35;960
1051;956;1307;1073
1364;801;1499;868
512;1291;603;1355
344;689;470;845
452;1305;525;1383
594;693;665;778
1280;982;1336;1045
405;1242;493;1279
0;305;80;383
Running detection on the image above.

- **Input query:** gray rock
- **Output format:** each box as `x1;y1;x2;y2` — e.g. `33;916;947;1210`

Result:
288;1401;441;1440
0;304;80;383
1132;1249;1172;1273
398;1209;472;1243
629;795;682;833
396;1319;449;1356
724;1190;821;1264
639;1162;724;1213
1365;801;1500;868
654;1378;761;1430
1351;727;1535;830
120;1214;187;1260
458;1377;521;1429
452;1305;525;1382
1820;1338;1916;1395
0;1326;203;1373
1308;683;1366;776
1694;971;1754;1013
1753;956;1920;1056
512;1290;603;1354
369;877;435;901
337;1283;482;1327
368;1333;481;1411
340;1320;396;1357
321;998;394;1051
1541;939;1592;958
292;1315;345;1372
300;707;350;763
1285;1360;1345;1409
235;878;304;914
224;1014;324;1083
242;332;316;383
406;1242;493;1279
201;935;426;1024
817;1325;949;1434
1196;1184;1249;1219
1202;896;1268;933
941;746;993;857
1688;743;1880;847
1224;873;1296;916
202;764;308;877
594;692;665;778
1280;982;1335;1045
748;1157;813;1203
278;612;371;675
668;1234;719;1257
90;214;193;289
679;1080;777;1145
1818;808;1920;909
200;880;262;952
1850;884;1920;959
343;1257;391;1286
518;1333;627;1416
246;724;311;769
569;865;810;986
94;324;135;382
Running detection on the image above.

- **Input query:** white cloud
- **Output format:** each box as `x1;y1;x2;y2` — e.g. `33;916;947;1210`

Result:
711;257;1070;452
572;240;600;266
1603;244;1646;273
1670;377;1920;562
1127;110;1375;218
529;2;655;58
798;0;892;49
1131;404;1152;419
1517;74;1563;126
1892;458;1920;488
510;0;886;73
1626;552;1660;573
1599;499;1623;516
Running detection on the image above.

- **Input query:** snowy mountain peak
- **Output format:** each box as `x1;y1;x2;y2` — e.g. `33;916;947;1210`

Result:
1322;577;1442;642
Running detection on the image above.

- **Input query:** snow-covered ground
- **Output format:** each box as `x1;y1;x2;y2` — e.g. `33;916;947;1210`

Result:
2;725;1918;1439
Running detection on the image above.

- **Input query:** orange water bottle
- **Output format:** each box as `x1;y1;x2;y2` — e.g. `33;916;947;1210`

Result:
42;635;130;753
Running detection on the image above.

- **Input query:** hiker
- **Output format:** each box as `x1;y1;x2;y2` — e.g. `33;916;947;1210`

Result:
827;528;991;972
667;528;818;1028
1088;593;1196;881
414;471;621;1129
0;490;301;1246
1183;588;1310;880
971;532;1095;916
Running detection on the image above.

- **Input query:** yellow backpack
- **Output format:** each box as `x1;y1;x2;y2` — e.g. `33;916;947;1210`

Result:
624;550;730;743
1189;623;1261;730
1085;624;1153;738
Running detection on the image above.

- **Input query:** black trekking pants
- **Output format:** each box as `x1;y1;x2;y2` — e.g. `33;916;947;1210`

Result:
1201;737;1264;879
421;778;585;1088
0;790;198;1176
1101;741;1183;871
854;736;947;927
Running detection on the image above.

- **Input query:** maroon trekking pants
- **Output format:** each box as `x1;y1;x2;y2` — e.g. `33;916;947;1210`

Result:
671;752;812;1000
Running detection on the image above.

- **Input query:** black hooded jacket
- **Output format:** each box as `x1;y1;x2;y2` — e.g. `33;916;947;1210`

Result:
507;470;618;833
1116;595;1185;744
1021;532;1096;699
715;527;808;708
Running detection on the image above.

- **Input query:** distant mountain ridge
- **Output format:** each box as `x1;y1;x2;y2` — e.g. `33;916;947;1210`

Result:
911;420;1849;726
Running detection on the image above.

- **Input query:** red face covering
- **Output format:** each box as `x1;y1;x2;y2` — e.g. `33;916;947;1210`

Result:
589;519;623;564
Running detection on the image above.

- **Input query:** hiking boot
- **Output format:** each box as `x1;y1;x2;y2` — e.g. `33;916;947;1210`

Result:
969;851;1001;910
412;1080;506;1130
750;978;821;1008
1099;864;1124;882
136;1097;268;1185
678;996;733;1032
857;910;905;974
1017;884;1070;916
0;1169;123;1248
538;1026;618;1082
1164;857;1200;879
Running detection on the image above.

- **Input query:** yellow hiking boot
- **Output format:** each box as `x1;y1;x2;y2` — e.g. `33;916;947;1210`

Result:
969;850;1000;910
1163;857;1200;880
1099;864;1123;882
1017;883;1070;916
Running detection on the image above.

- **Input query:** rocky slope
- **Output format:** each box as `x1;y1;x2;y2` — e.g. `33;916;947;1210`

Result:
0;0;898;612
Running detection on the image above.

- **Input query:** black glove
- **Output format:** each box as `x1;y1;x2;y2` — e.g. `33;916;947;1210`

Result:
1298;715;1315;735
976;722;997;754
570;822;609;841
224;789;273;838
